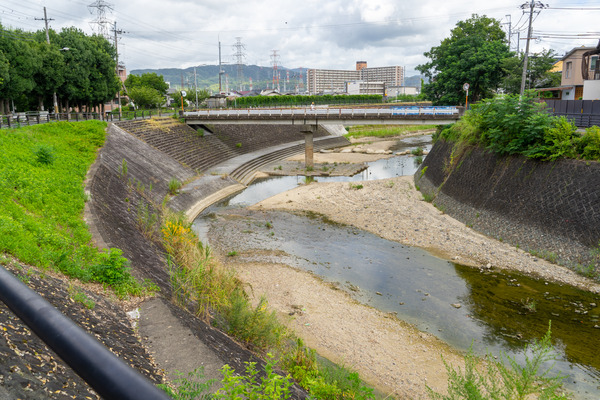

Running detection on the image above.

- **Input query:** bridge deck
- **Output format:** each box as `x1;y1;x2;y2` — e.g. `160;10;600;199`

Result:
184;107;463;126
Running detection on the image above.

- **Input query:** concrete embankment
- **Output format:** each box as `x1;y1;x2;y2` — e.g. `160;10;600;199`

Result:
84;118;351;398
415;139;600;268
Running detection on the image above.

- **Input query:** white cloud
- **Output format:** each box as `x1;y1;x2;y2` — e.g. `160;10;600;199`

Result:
3;0;600;77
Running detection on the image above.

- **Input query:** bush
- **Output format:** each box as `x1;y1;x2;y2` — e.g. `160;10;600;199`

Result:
89;248;131;285
578;126;600;160
34;144;55;165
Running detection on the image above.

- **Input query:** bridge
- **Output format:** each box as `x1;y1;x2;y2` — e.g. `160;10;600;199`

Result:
184;106;464;127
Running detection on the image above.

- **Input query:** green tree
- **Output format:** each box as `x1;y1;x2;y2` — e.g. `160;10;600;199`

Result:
128;86;164;109
125;72;169;95
417;14;511;105
501;49;560;94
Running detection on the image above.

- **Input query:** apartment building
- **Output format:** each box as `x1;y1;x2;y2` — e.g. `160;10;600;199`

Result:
307;62;404;95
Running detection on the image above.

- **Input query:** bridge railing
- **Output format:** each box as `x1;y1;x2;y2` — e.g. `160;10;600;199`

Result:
0;266;169;400
184;106;461;120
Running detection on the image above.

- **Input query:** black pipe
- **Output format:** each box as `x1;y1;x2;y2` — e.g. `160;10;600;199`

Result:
0;266;170;400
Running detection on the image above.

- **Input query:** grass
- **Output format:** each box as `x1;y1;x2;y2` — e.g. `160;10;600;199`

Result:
344;124;438;139
0;121;153;298
160;211;378;399
427;324;570;400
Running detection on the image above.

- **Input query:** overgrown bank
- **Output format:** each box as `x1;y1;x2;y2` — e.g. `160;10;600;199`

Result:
415;94;600;278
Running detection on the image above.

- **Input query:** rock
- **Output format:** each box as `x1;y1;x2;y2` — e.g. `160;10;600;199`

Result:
422;150;429;155
374;149;387;154
340;148;353;153
320;149;334;153
366;149;376;154
451;303;462;309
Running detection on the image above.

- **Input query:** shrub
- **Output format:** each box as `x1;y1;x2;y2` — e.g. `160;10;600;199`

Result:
34;144;55;165
89;248;131;285
578;126;600;160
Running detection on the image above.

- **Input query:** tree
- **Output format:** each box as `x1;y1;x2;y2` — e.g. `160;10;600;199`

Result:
501;49;560;94
125;72;168;96
128;86;164;109
417;15;511;105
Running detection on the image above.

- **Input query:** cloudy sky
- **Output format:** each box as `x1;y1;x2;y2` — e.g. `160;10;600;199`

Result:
2;0;600;76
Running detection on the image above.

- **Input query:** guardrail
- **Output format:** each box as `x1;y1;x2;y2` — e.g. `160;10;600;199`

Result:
0;266;170;400
184;106;462;122
0;110;163;129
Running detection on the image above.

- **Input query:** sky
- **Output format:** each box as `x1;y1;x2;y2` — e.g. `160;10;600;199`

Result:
2;0;600;77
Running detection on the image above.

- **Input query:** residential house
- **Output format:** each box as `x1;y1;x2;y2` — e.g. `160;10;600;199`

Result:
555;46;600;100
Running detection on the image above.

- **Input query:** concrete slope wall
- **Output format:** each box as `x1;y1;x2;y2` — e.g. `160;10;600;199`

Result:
415;140;600;267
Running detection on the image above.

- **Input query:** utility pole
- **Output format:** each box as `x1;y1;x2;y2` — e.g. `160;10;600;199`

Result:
218;40;225;94
113;21;124;119
36;7;55;111
194;67;198;109
520;1;547;95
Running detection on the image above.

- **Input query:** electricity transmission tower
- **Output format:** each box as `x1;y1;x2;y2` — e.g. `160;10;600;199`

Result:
233;37;246;91
88;0;114;39
271;50;280;91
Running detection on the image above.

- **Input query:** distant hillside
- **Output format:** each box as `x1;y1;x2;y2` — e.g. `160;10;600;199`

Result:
130;66;424;92
130;65;307;92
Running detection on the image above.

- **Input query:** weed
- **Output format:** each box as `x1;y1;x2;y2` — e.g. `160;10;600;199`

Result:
216;354;293;399
386;181;395;188
34;144;55;165
420;166;428;179
427;324;570;400
121;158;128;176
422;192;435;202
414;155;423;165
236;142;242;148
227;250;238;257
169;178;182;195
274;165;283;171
521;297;537;313
196;128;205;137
68;285;95;310
265;222;273;229
529;249;558;264
158;368;214;400
411;147;424;156
306;165;314;172
136;199;159;240
349;183;364;190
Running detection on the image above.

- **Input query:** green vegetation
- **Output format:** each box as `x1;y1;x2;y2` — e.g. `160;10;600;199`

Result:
345;124;438;139
0;25;120;114
428;325;570;400
68;285;96;310
349;183;364;190
160;213;377;398
436;92;600;161
229;94;382;108
169;178;183;195
417;15;511;105
411;147;424;156
0;121;153;298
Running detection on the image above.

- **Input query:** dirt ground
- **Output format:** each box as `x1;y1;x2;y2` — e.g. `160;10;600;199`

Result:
212;135;600;399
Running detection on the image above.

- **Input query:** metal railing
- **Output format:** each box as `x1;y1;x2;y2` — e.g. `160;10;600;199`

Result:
0;266;170;400
0;110;168;129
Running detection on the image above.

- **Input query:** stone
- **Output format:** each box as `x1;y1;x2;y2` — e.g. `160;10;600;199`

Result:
451;303;462;309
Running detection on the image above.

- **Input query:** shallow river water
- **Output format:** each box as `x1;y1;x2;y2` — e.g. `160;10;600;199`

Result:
193;135;600;399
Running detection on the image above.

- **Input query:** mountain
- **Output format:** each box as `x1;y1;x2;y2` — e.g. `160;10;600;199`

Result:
130;65;308;92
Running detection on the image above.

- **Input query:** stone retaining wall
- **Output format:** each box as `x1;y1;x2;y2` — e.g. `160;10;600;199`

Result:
415;140;600;267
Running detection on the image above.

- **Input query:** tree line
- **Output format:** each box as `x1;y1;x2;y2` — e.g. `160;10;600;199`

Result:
0;24;120;115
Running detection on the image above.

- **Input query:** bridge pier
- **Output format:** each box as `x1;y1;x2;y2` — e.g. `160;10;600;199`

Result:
301;125;316;169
